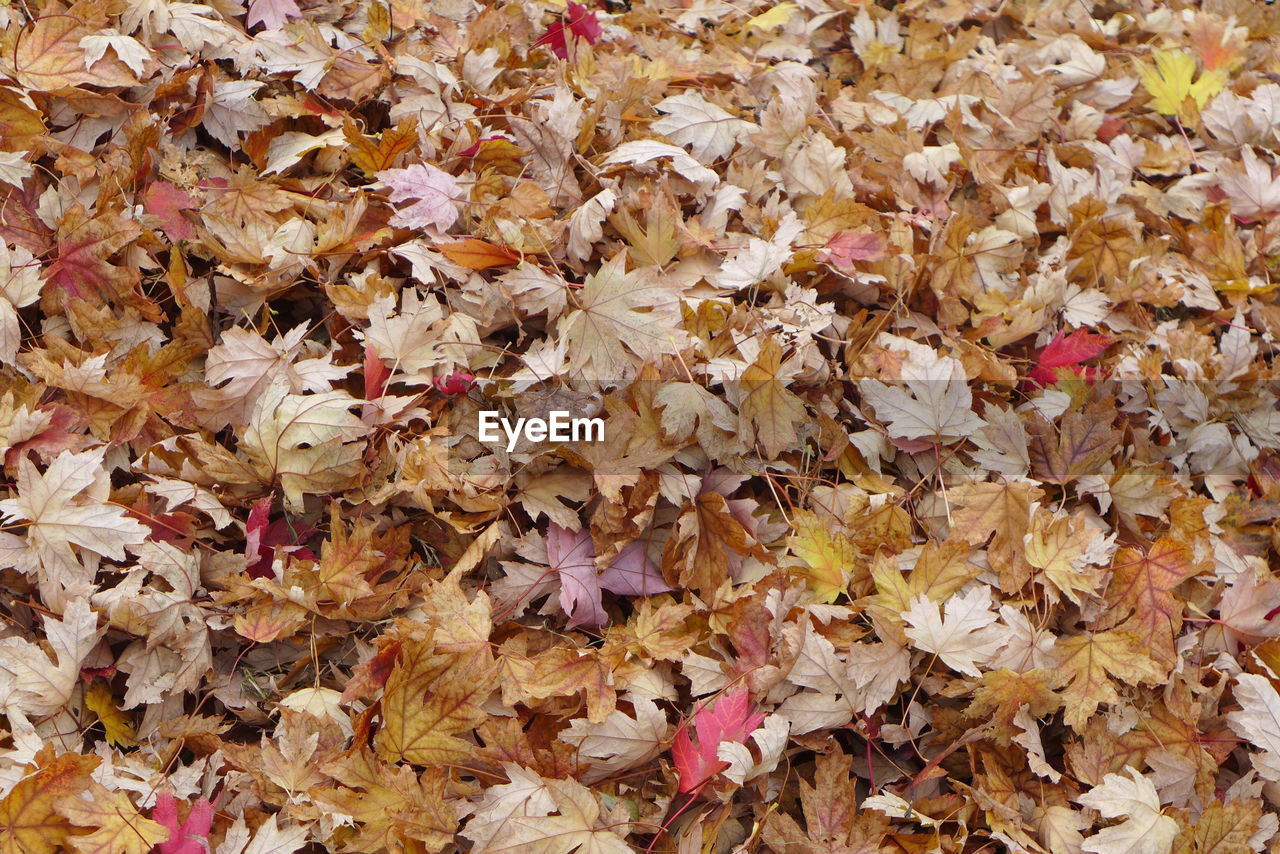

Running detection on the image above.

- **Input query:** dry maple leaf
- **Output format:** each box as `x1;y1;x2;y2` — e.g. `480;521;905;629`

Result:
1226;673;1280;782
558;252;680;381
901;587;1006;677
0;447;148;594
246;0;303;30
374;637;495;765
860;338;983;443
240;387;368;510
0;746;98;854
1054;630;1164;731
0;241;42;366
651;92;752;163
377;163;460;232
199;324;351;428
0;16;139;91
1217;146;1280;220
317;746;454;852
1099;537;1198;672
558;697;669;783
761;746;890;853
57;782;167;854
472;776;630;854
739;336;809;458
1078;768;1178;854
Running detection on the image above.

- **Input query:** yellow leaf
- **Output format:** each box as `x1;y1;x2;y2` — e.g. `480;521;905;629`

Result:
867;540;978;643
1055;630;1163;731
0;746;98;854
57;783;167;854
316;745;455;853
787;511;853;603
1025;510;1104;606
945;481;1039;547
498;645;617;722
1139;50;1227;120
375;639;496;764
83;681;137;748
746;2;797;31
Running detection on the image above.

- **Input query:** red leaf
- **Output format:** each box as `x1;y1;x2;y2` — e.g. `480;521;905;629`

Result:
672;688;763;793
79;664;117;684
153;792;215;854
142;180;198;242
3;404;86;468
535;2;603;59
433;370;476;396
364;343;390;400
244;495;316;578
244;494;273;578
1027;329;1110;388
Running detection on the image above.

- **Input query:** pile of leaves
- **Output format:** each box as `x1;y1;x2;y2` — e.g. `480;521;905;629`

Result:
3;0;1280;850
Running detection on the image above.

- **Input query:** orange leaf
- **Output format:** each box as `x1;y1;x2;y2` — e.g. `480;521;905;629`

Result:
439;238;521;270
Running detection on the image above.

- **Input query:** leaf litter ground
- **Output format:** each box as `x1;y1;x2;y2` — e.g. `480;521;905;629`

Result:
1;0;1280;852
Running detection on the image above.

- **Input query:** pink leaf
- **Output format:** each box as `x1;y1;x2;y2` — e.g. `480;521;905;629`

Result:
672;689;764;793
153;792;215;854
547;523;605;629
597;539;672;597
376;163;460;232
547;523;673;628
889;435;941;454
141;181;197;242
247;0;303;30
1027;329;1110;388
821;230;889;267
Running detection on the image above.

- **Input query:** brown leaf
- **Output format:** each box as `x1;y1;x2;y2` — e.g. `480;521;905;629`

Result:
1027;400;1121;485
